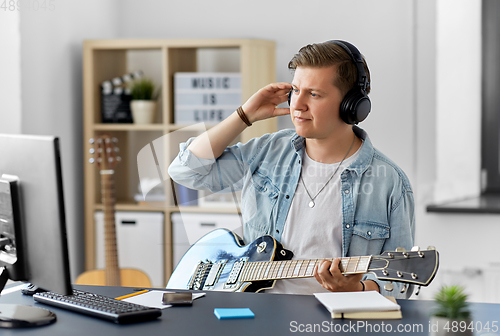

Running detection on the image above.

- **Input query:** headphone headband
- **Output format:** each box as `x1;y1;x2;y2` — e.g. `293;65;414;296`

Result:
327;40;369;93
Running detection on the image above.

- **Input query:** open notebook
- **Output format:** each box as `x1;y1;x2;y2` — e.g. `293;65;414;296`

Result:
314;291;402;319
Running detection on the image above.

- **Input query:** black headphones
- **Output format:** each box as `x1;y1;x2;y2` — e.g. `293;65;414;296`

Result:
288;40;371;125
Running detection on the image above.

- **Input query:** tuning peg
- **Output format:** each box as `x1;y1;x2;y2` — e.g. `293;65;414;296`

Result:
411;246;420;251
114;147;120;153
89;158;95;164
116;156;122;162
89;138;95;144
384;282;394;292
106;147;112;153
395;247;406;252
89;148;95;154
112;137;118;143
427;246;436;251
400;283;408;293
108;157;114;163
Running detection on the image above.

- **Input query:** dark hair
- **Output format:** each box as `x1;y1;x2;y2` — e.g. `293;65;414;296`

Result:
288;41;371;97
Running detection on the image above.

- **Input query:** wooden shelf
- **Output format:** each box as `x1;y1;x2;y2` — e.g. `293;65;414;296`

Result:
93;124;165;131
83;38;276;286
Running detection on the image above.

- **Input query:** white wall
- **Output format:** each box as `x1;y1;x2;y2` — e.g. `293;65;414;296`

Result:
19;0;120;280
413;0;498;302
0;10;22;134
117;0;417;183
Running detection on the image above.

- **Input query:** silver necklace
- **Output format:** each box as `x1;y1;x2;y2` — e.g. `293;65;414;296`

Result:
300;135;356;208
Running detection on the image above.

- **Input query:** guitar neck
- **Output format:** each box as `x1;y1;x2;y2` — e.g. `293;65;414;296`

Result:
239;256;372;282
101;170;121;286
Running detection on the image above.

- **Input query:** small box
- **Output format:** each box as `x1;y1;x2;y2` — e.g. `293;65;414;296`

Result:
174;72;241;124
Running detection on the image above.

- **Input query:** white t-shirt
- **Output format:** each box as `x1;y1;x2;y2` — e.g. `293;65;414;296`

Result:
267;143;362;295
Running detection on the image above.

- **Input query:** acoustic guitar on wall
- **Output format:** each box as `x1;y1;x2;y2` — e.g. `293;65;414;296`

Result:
76;135;152;287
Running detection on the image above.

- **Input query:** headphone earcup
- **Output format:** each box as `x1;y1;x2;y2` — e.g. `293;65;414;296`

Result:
339;90;371;125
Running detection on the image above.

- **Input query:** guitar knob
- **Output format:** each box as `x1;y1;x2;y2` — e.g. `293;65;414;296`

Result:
395;247;406;252
384;282;394;292
411;246;420;251
427;246;436;251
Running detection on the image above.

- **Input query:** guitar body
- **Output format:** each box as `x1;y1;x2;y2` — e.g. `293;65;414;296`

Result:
167;228;439;293
167;229;290;292
76;269;152;287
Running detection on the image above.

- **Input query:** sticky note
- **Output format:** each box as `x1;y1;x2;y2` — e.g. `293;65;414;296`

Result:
214;308;255;319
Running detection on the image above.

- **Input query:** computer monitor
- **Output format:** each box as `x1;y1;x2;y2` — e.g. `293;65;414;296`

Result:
0;134;73;328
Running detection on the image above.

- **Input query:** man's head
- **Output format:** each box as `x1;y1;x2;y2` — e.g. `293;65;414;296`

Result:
288;41;371;140
288;40;371;98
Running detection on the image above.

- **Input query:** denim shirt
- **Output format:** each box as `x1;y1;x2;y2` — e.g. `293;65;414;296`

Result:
168;126;415;298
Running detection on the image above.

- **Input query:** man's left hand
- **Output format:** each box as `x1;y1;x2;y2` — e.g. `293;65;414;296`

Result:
313;258;364;292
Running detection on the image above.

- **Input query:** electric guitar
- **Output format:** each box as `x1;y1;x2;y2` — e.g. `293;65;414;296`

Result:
76;135;151;287
167;229;439;293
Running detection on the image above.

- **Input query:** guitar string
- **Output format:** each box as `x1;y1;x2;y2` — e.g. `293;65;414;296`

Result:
238;255;426;282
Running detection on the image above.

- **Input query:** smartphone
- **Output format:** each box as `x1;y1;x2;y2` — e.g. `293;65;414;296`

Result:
162;292;193;306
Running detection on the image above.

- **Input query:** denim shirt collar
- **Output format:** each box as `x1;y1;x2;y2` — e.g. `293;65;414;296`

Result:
290;126;374;176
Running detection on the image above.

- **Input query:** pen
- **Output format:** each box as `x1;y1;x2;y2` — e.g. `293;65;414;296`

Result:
115;289;149;300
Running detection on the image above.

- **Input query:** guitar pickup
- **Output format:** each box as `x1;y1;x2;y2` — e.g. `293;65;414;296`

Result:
204;260;226;288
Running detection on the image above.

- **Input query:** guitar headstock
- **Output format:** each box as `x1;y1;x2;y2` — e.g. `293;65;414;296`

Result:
368;247;439;286
89;135;121;171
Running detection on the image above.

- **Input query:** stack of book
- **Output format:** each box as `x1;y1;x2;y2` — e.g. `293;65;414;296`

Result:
314;291;402;319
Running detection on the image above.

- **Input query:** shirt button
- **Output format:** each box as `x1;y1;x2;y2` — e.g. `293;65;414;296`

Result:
276;230;279;234
346;224;350;229
367;231;372;236
344;189;350;194
286;195;290;199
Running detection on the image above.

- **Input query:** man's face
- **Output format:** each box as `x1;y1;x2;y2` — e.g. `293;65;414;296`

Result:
290;66;345;140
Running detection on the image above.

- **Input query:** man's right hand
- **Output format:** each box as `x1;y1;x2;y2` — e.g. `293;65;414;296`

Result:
242;82;292;124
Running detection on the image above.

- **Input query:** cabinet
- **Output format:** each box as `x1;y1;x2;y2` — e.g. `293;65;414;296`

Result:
83;39;276;286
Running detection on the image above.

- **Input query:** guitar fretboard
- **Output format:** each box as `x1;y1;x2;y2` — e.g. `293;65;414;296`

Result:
101;171;121;287
239;256;372;282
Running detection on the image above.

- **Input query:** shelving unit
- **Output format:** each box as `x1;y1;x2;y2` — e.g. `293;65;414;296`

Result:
82;39;276;286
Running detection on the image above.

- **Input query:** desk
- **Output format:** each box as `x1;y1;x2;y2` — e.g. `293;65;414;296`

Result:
1;285;499;335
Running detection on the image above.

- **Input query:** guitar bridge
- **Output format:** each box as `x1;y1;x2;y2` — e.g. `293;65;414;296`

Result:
188;261;210;290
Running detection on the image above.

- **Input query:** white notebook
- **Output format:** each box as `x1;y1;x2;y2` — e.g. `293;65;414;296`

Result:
314;291;401;313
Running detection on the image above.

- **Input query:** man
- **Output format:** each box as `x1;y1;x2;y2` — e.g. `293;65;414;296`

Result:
168;40;414;298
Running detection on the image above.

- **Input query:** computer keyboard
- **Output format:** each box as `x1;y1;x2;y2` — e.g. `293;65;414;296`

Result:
33;289;161;324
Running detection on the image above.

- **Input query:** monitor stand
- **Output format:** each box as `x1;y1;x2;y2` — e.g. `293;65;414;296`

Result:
0;267;56;328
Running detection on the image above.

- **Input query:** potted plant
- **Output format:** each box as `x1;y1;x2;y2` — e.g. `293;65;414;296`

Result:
430;285;472;336
129;78;159;124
